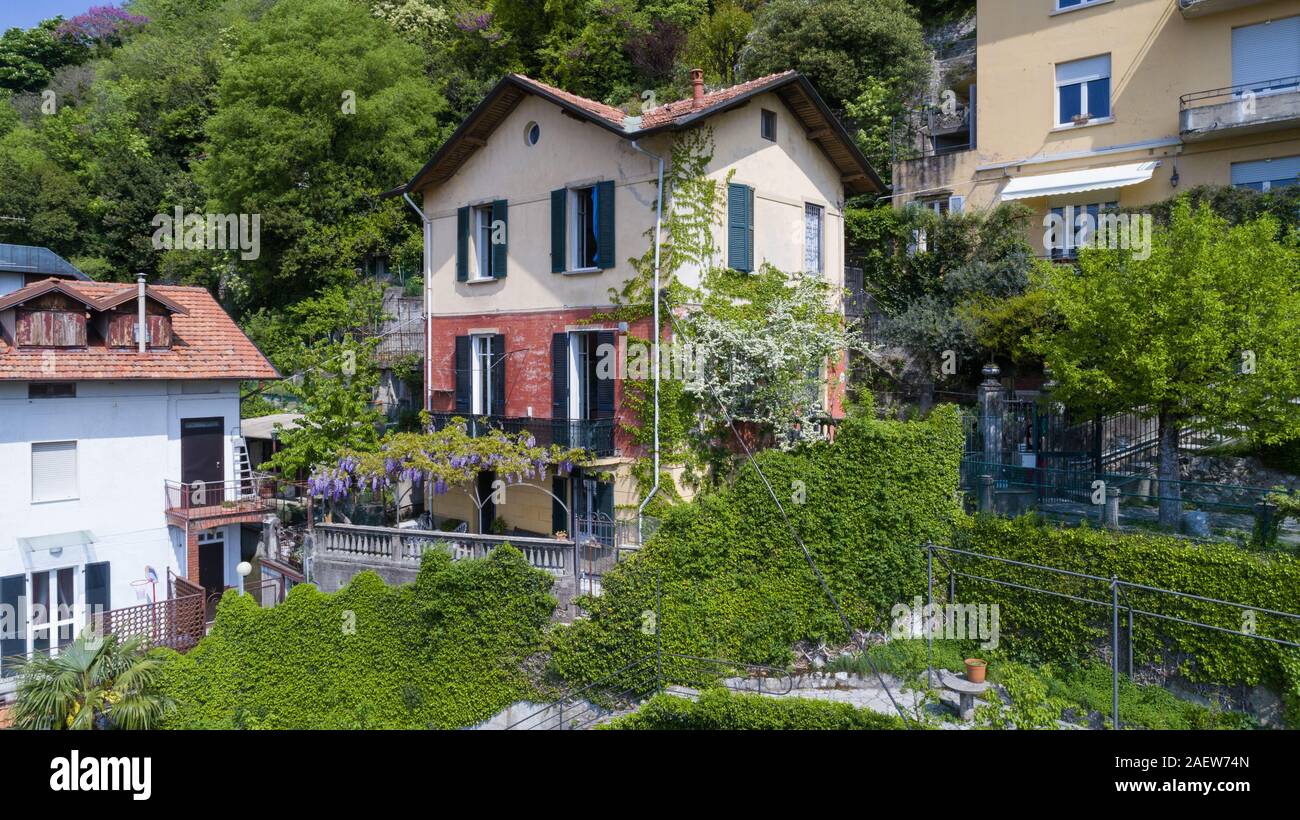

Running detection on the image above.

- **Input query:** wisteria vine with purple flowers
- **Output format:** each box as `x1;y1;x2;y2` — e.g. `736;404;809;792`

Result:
308;417;594;503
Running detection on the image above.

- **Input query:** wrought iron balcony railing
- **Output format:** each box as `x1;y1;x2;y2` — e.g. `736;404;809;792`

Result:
1180;76;1300;141
428;412;616;458
164;475;276;522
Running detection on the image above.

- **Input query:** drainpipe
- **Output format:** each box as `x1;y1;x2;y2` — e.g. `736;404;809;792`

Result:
136;272;147;354
403;189;434;515
630;141;666;543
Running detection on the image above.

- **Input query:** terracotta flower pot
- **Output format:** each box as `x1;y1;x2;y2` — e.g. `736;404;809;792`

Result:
965;658;987;684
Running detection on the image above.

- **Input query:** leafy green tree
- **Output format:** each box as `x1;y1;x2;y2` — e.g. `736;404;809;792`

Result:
1036;202;1300;529
738;0;929;112
544;1;640;102
198;0;448;311
849;203;1039;381
682;265;864;449
266;335;384;478
12;633;173;730
844;76;904;187
0;90;16;138
683;1;752;85
257;280;388;477
0;18;89;92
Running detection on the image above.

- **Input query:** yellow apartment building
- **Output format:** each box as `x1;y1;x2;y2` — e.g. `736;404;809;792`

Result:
893;0;1300;253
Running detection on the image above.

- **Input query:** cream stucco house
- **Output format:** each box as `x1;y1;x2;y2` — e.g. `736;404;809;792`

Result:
894;0;1300;254
389;69;882;541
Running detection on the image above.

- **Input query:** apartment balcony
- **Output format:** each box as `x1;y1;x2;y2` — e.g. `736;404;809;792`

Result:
1178;0;1269;17
427;412;616;458
1181;77;1300;141
891;102;977;199
164;476;276;527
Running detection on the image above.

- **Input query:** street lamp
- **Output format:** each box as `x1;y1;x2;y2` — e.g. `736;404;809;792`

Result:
236;561;252;595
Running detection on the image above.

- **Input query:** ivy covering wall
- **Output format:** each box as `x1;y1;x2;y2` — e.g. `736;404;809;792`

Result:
548;406;965;683
157;546;555;729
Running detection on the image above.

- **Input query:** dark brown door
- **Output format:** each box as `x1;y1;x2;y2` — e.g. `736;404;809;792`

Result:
181;417;224;504
198;540;224;620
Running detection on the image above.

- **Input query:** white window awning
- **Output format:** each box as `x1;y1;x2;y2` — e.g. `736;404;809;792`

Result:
17;530;96;571
1000;161;1161;201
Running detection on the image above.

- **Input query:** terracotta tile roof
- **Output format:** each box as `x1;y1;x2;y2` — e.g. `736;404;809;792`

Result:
0;278;279;381
510;74;627;128
638;71;797;129
401;70;883;196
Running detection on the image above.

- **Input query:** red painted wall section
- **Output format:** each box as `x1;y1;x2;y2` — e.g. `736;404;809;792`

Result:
426;307;849;459
427;309;659;458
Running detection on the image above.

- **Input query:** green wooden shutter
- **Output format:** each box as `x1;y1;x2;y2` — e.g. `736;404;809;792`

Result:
745;185;754;270
728;183;754;272
596;180;615;269
550;189;566;273
454;336;470;413
551;333;568;421
491;200;508;278
594;330;615;418
552;333;569;447
86;562;110;616
456;206;470;282
1;574;25;666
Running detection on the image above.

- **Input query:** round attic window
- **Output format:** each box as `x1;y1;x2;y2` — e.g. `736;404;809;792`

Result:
525;121;540;146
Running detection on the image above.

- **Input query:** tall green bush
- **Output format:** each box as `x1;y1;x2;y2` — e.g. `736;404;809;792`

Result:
955;516;1300;722
548;406;964;683
158;545;555;729
603;688;904;730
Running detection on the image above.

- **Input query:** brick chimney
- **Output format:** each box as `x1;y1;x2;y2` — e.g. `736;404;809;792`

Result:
690;68;705;108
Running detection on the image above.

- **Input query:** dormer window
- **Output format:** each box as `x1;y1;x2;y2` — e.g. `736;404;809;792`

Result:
91;285;185;350
102;307;174;350
13;292;90;348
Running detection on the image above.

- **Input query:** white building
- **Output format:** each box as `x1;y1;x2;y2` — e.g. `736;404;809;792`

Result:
0;276;277;682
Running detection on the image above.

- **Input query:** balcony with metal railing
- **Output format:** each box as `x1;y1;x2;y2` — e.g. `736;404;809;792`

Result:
1180;76;1300;141
164;475;277;527
891;100;979;205
427;412;616;458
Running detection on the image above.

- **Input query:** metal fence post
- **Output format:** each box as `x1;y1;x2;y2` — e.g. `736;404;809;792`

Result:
1111;575;1121;730
926;542;934;688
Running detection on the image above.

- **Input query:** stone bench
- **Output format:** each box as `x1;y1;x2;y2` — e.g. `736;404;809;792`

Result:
938;669;990;721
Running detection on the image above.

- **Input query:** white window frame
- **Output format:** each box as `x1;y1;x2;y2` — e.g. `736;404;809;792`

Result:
1055;54;1111;127
1052;0;1113;15
567;332;597;422
470;204;495;281
29;566;80;656
470;334;494;416
31;440;78;503
804;203;824;275
569;186;599;272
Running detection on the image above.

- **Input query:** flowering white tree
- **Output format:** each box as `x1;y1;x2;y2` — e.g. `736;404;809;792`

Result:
681;265;865;449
